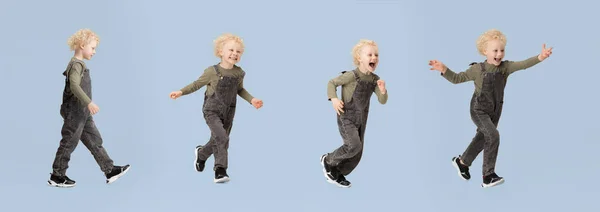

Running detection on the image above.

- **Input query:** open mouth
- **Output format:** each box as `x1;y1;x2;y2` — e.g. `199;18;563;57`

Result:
229;57;238;61
369;62;376;68
494;58;501;63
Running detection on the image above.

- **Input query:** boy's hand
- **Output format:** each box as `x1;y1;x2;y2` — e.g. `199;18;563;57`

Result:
251;98;263;109
428;60;447;74
331;98;344;115
377;79;386;94
169;91;183;99
538;43;553;61
88;102;100;115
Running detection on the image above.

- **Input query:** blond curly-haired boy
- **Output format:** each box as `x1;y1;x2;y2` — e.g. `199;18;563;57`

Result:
169;33;263;184
49;29;131;188
428;29;553;188
320;39;388;188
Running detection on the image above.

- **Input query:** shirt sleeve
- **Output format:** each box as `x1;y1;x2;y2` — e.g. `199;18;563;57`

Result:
374;82;388;105
441;65;477;84
68;62;92;106
505;55;542;75
327;72;354;100
237;78;254;104
180;68;214;95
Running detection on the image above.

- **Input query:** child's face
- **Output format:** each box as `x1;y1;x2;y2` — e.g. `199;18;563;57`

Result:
219;40;244;65
484;39;505;66
358;45;379;73
81;39;97;60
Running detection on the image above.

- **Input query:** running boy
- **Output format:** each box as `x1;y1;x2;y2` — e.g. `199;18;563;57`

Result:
48;29;130;188
320;39;388;188
428;29;553;188
169;33;263;184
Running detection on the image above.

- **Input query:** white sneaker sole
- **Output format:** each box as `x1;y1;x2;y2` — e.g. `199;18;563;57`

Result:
47;180;75;188
194;146;202;172
452;158;469;181
320;155;335;184
482;178;505;188
336;183;351;188
214;177;230;183
106;166;131;184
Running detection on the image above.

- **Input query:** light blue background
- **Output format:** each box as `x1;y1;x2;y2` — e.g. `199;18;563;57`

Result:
1;0;598;211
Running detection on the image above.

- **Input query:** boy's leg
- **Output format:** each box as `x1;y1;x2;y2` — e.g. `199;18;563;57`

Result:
461;115;500;166
197;116;233;160
326;117;363;172
337;123;366;176
203;113;229;171
51;115;86;176
79;116;114;174
470;110;500;177
337;151;362;176
460;131;485;166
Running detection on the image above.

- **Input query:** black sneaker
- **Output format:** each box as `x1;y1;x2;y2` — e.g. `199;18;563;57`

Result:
214;167;230;183
452;156;471;180
106;164;131;184
335;174;351;188
47;174;76;188
195;145;206;172
320;154;338;184
482;173;504;188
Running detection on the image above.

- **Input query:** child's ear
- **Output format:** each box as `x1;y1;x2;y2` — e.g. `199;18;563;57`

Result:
79;43;86;50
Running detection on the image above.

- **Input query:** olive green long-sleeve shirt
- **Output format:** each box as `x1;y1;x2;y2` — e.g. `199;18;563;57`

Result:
180;65;254;103
442;55;541;94
327;68;388;104
62;57;92;106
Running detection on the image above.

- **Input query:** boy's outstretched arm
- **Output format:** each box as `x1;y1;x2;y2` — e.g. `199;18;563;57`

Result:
170;68;213;99
506;44;553;75
180;68;212;95
237;80;262;109
429;60;476;84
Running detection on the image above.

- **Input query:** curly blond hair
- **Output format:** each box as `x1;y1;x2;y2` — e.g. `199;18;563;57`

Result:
352;39;378;66
213;33;245;58
476;29;506;55
67;29;99;51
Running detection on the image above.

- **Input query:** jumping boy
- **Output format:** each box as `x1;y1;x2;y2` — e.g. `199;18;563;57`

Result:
169;33;263;184
428;29;553;188
320;39;388;188
48;29;131;188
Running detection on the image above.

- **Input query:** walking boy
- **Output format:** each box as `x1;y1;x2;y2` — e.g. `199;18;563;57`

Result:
49;29;131;188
